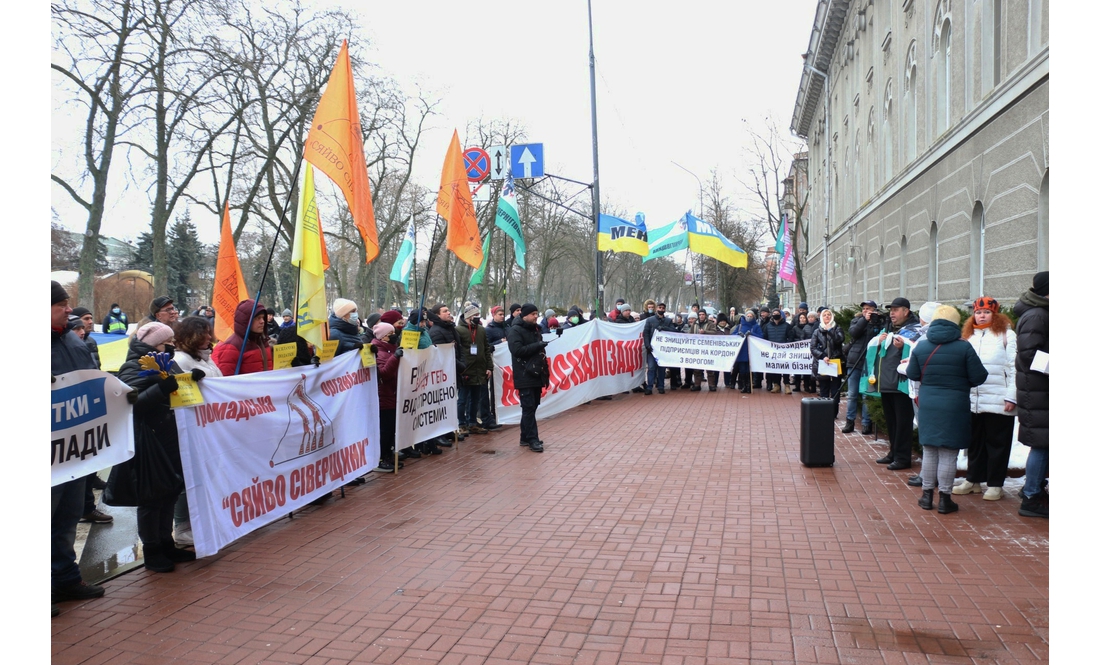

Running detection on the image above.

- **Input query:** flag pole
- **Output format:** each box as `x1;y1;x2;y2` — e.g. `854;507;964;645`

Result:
233;150;305;376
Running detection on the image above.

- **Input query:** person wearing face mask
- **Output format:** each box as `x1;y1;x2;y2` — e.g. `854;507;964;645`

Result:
732;311;763;393
762;309;797;393
810;309;846;418
639;299;657;321
456;304;493;435
102;303;130;335
371;322;405;473
211;299;274;375
689;310;720;391
559;306;585;330
642;303;677;394
328;298;366;356
117;322;206;572
169;316;223;546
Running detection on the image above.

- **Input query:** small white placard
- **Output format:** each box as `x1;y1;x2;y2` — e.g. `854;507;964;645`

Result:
818;359;839;377
1029;350;1049;374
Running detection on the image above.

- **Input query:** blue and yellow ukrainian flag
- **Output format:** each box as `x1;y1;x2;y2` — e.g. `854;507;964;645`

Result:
686;211;748;268
597;213;650;257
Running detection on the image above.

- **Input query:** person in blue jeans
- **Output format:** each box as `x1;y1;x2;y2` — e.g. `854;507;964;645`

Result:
1012;271;1048;518
842;300;885;434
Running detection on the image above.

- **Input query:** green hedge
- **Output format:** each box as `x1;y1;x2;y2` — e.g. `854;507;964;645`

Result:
863;394;921;454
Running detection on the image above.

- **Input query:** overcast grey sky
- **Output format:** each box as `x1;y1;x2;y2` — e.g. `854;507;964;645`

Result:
50;0;819;245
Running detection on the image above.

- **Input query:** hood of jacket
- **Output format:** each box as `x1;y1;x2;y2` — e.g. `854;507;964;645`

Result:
232;299;268;339
1014;288;1048;316
923;318;962;344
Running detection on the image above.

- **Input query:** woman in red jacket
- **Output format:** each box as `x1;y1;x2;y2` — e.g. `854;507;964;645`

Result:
212;299;273;376
372;322;403;473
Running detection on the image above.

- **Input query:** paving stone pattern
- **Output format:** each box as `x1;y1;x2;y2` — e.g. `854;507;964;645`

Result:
51;388;1049;664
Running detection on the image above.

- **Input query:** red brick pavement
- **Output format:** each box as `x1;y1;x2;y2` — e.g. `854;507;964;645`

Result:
51;388;1048;664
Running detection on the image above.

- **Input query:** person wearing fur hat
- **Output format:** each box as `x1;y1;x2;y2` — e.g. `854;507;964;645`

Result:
1014;271;1049;518
639;299;657;320
117;321;207;571
211;299;273;375
328;298;366;356
905;306;988;514
947;297;1018;502
506;304;549;451
456;303;492;435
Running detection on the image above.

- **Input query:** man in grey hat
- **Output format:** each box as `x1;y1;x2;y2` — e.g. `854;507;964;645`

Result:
876;297;922;470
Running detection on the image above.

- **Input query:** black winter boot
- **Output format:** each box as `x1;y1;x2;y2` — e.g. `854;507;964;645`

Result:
143;546;175;573
918;489;935;510
938;491;959;514
841;419;855;433
1019;494;1048;518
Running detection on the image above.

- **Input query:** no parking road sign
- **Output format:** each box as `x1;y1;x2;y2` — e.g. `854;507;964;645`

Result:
463;147;490;183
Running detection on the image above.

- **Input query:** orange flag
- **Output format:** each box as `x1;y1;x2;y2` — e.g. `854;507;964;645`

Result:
304;40;379;263
437;130;483;268
212;202;249;343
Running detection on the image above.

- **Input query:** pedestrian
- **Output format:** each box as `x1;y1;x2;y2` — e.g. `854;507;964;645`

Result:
457;304;492;435
539;309;556;334
690;309;720;391
211;299;273;375
762;308;797;393
505;302;522;328
371;321;404;473
139;296;180;328
639;299;657;320
428;303;464;444
872;297;923;471
843;300;886;434
328;298;366;356
810;308;846;418
280;309;295;329
905;306;988;514
169;316;223;545
486;306;509;344
790;312;814;393
732;311;763;393
613;302;634;323
1014;271;1049;518
52;282;108;612
642;304;676;394
947;297;1018;501
102;302;129;334
507;303;550;452
117;322;205;571
71;307;101;368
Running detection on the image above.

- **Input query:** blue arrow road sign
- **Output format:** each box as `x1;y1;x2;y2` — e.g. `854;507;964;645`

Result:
510;143;544;179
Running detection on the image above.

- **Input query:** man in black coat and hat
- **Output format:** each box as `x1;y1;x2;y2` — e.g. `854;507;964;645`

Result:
1015;271;1048;518
506;304;549;452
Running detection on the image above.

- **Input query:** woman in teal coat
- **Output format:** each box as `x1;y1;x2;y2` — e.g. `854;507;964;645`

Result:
905;306;988;514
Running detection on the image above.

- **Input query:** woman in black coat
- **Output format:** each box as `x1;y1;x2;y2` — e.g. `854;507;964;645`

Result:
1013;273;1048;517
905;306;988;514
810;309;845;415
116;322;204;572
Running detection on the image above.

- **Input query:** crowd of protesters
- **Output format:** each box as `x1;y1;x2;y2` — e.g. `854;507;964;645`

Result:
51;272;1049;615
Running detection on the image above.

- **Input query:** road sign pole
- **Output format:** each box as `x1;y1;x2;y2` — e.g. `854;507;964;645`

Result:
588;0;604;318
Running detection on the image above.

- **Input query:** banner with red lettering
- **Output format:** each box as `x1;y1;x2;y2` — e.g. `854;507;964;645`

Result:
395;343;459;451
176;352;380;557
492;320;646;425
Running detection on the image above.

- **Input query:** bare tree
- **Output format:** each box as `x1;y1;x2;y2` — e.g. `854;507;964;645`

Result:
52;0;147;311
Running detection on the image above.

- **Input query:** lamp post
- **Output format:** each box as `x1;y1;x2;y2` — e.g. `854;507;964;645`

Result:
672;161;712;303
803;55;830;306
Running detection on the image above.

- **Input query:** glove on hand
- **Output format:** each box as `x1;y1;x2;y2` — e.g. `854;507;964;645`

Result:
369;343;379;355
160;375;179;395
352;339;364;349
190;369;205;382
126;390;139;405
311;355;321;368
394;348;404;358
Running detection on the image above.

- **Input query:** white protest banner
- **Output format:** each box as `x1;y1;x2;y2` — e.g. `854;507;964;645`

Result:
51;370;135;487
395;343;459;450
492;320;645;425
746;337;814;375
651;331;742;372
176;352;380;557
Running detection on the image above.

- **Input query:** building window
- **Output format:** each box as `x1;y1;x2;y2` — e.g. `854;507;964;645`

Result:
928;222;939;300
1038;171;1049;270
905;42;918;163
936;19;951;135
883;80;894;182
970;201;985;299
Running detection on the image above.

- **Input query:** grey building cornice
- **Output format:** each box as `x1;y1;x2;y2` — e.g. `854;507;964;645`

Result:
790;0;853;139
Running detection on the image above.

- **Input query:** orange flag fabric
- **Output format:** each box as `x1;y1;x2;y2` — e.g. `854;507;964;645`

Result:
437;130;483;269
304;40;379;264
212;202;249;342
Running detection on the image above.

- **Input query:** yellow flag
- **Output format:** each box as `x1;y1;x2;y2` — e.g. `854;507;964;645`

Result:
292;164;328;350
304;40;379;263
213;202;249;343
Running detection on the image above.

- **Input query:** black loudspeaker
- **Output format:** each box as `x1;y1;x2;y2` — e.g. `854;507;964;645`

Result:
800;397;835;467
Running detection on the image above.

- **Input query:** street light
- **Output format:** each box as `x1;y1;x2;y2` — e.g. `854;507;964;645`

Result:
671;161;713;304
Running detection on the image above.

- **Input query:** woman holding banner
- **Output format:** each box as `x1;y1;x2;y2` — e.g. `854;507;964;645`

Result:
116;322;204;572
810;309;846;418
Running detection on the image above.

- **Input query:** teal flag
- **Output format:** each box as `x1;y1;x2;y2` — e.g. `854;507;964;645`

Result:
774;214;787;254
493;174;526;268
468;232;492;288
643;214;689;262
389;217;416;292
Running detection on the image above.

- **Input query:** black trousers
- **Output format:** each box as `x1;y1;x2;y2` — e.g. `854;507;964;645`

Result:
380;408;396;461
967;412;1015;487
752;372;763;388
881;392;915;465
137;494;179;550
519;386;542;443
817;376;842;418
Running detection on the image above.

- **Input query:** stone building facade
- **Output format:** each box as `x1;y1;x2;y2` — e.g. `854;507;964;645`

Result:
790;0;1048;309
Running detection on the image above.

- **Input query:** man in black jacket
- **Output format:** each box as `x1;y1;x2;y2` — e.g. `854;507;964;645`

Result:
876;297;923;470
51;282;107;610
506;304;549;452
843;300;885;434
428;304;466;443
1015;271;1048;518
762;310;796;393
642;306;676;394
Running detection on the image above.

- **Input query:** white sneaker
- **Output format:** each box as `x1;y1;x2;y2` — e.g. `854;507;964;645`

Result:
983;487;1004;501
173;522;194;547
952;480;983;495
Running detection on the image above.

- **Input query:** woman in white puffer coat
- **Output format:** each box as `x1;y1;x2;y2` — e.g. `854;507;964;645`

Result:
953;297;1017;501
